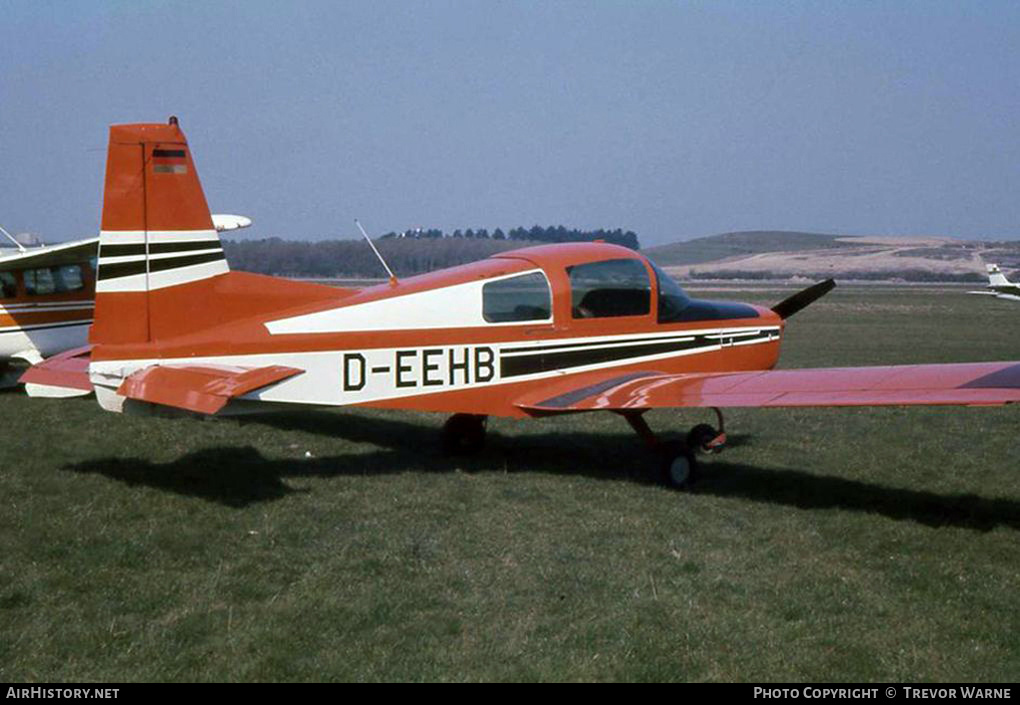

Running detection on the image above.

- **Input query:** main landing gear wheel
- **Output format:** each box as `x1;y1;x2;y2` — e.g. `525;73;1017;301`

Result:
619;409;728;490
441;413;487;455
660;440;699;490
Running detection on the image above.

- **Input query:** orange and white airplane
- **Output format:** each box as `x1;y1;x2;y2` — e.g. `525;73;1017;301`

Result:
27;119;1020;487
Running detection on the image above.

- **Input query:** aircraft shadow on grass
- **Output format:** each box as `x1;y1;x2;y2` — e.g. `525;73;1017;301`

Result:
64;410;1020;532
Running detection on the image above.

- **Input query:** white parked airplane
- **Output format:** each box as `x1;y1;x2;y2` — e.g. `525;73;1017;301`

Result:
968;264;1020;302
0;231;99;390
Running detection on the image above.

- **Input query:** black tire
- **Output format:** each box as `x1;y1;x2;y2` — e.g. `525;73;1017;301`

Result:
659;440;699;490
441;413;487;455
687;423;719;453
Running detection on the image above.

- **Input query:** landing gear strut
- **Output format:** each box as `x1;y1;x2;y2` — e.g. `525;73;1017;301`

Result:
620;408;727;490
442;413;487;455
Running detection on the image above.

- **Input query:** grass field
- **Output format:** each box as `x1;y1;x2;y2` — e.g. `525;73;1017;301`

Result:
2;286;1018;682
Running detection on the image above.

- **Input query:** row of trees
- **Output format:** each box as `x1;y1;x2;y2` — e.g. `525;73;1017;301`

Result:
382;225;640;250
223;225;641;278
224;237;526;278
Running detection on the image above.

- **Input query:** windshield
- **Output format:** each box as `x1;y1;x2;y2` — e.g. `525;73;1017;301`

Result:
651;262;691;322
567;258;651;318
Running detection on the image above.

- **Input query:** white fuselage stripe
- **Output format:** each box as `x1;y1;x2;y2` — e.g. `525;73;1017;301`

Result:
90;325;780;408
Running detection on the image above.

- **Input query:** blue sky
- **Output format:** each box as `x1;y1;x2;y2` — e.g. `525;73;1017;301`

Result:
1;0;1018;245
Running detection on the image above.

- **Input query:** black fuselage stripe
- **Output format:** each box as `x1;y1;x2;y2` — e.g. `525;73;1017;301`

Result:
152;149;186;158
99;241;221;258
97;251;226;281
500;334;774;377
500;328;777;355
0;320;93;334
502;334;694;355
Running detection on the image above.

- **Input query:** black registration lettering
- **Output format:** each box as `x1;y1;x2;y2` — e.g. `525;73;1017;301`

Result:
474;346;495;383
422;349;443;387
342;353;366;391
395;350;417;388
448;347;470;385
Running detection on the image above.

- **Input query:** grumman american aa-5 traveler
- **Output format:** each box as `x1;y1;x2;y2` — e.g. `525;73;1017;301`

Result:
25;118;1020;488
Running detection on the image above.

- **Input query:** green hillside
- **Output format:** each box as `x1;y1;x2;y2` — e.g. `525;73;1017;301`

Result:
644;230;849;267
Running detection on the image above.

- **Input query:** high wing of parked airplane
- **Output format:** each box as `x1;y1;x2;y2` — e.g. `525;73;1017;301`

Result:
968;264;1020;302
27;118;1020;488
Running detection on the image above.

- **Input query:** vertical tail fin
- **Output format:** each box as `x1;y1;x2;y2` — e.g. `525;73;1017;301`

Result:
90;117;228;345
987;264;1011;288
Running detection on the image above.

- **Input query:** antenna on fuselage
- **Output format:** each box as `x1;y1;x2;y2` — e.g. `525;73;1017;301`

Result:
0;224;27;253
355;219;398;286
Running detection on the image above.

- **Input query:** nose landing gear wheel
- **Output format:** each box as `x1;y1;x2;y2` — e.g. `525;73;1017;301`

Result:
660;440;699;490
441;413;488;455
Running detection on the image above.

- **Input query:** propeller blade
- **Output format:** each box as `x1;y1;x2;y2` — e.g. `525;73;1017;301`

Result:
771;279;836;320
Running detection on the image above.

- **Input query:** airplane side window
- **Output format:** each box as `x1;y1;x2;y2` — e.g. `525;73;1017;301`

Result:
24;268;56;296
0;272;17;298
567;259;650;318
482;272;552;323
54;265;84;292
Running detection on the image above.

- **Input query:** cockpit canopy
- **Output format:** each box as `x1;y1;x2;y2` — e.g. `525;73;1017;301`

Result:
488;243;759;325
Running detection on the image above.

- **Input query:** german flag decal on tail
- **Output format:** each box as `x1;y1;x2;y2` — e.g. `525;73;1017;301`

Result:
152;148;188;174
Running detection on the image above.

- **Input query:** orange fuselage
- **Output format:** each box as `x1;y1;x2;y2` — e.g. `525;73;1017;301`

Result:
90;243;784;418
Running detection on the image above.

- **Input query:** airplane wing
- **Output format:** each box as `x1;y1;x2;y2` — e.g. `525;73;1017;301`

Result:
0;237;99;270
515;362;1020;415
117;364;303;414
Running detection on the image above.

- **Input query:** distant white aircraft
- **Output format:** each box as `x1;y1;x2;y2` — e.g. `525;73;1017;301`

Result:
968;264;1020;302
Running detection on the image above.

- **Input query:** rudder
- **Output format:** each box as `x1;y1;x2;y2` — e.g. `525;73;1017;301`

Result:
987;264;1011;288
90;117;228;345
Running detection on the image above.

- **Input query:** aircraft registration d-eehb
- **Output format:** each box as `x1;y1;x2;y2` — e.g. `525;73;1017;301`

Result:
26;118;1020;488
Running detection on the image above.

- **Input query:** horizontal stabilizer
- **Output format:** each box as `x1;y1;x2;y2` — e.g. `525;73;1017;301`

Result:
516;362;1020;414
20;346;93;398
211;214;253;232
118;364;303;414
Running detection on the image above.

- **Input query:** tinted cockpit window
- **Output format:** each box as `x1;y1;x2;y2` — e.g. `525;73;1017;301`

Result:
651;262;692;323
24;268;56;296
568;259;651;318
55;265;85;292
0;272;17;298
652;261;759;323
482;272;552;323
24;265;84;296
